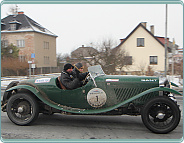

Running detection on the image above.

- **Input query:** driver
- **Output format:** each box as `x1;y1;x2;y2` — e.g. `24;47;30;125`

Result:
73;63;89;85
60;63;82;90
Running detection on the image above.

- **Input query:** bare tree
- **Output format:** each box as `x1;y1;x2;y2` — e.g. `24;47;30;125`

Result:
146;66;155;76
114;47;132;73
85;39;113;74
57;53;71;67
174;60;183;78
138;61;147;75
71;38;131;74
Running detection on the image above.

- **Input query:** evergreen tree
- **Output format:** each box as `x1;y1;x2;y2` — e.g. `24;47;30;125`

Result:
1;43;19;59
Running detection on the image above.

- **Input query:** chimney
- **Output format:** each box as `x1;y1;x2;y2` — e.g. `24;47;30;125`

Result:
141;22;147;28
18;11;24;15
120;39;124;42
150;25;154;35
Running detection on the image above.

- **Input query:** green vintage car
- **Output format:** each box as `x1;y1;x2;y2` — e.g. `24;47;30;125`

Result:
1;65;181;133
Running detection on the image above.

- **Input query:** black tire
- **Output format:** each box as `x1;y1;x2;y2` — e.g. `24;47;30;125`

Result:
141;96;180;134
6;93;39;125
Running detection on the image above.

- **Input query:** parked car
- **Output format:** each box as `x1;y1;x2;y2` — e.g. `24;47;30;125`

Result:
1;65;181;133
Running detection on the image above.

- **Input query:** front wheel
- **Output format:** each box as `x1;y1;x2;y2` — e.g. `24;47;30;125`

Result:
6;93;39;125
141;96;180;134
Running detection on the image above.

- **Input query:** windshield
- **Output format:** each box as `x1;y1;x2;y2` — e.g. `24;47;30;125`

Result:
88;65;105;78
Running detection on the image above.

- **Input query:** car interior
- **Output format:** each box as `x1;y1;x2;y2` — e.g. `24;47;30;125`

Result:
56;76;90;90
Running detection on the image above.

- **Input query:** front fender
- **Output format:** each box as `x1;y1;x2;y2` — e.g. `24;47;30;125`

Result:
85;87;182;114
170;82;179;87
81;87;181;114
122;86;182;105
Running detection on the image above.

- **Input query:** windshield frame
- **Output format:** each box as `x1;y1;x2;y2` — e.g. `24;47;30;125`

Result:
88;65;105;79
88;65;105;88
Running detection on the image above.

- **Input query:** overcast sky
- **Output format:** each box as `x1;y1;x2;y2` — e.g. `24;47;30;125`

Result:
1;4;183;55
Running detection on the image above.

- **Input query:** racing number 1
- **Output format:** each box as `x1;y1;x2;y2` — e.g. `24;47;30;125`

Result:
96;96;99;102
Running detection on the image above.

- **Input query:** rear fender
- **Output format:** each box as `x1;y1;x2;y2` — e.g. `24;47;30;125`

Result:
5;85;86;113
2;81;19;104
5;85;39;100
2;85;41;111
5;85;60;107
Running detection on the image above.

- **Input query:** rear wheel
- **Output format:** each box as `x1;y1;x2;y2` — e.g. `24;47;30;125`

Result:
6;93;39;125
141;96;180;133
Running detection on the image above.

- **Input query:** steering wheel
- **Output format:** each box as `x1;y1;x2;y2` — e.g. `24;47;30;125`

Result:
83;73;91;85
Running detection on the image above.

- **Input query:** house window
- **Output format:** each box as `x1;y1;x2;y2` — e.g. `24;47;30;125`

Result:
10;24;16;30
125;56;132;65
17;40;25;47
44;56;50;64
44;41;49;49
150;56;158;65
137;38;144;47
19;55;26;62
1;40;8;48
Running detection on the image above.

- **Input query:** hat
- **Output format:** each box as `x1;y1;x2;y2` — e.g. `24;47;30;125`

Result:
75;63;83;69
64;63;74;71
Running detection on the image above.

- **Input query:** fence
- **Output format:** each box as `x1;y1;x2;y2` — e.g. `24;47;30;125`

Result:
1;66;63;77
34;67;62;74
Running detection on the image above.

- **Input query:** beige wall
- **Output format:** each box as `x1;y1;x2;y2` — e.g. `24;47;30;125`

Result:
1;32;57;68
1;32;35;61
34;33;57;67
119;26;166;72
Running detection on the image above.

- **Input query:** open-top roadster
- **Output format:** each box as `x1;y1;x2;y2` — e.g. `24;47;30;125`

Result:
1;65;181;133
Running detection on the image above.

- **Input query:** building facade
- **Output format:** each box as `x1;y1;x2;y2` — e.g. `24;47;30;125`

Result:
1;11;58;68
71;45;98;69
116;22;173;74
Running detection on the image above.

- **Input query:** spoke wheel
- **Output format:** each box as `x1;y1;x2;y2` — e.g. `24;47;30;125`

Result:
6;93;39;125
141;96;180;134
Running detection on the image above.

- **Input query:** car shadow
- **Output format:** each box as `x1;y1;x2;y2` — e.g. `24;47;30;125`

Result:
35;113;144;130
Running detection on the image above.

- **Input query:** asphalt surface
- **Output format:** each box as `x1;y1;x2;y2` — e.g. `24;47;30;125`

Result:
1;90;183;141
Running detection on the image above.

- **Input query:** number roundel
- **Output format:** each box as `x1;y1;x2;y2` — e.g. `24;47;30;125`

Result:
87;88;107;108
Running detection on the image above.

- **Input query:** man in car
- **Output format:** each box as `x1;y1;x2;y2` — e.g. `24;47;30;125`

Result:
73;63;89;85
60;63;81;90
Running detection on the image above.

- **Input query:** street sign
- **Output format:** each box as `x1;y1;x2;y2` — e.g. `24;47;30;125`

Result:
31;53;35;58
31;64;36;69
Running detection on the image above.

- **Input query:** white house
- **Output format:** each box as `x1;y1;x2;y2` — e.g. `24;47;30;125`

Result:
115;22;171;75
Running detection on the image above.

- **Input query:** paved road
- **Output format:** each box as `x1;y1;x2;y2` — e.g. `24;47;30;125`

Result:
1;90;183;140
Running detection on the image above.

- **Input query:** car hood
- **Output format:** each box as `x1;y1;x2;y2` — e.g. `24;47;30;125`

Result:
96;75;159;83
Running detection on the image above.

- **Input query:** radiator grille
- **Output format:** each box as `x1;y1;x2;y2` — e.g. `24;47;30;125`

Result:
114;87;157;103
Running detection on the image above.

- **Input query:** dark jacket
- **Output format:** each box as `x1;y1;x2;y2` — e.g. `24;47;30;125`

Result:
60;71;81;90
73;68;89;81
